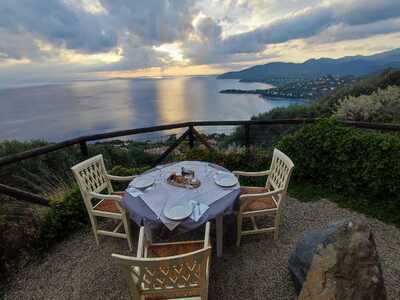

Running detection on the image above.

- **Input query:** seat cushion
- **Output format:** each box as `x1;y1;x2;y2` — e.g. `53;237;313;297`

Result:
145;289;199;299
94;192;125;213
147;241;204;258
240;187;277;211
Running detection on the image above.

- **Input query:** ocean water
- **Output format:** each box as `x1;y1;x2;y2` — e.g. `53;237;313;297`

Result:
0;76;307;142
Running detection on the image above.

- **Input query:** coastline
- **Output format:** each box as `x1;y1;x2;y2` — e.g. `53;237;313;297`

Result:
219;89;310;101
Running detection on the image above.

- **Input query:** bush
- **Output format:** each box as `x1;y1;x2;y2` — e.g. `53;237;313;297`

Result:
0;140;80;194
41;186;88;243
277;119;400;199
334;86;400;123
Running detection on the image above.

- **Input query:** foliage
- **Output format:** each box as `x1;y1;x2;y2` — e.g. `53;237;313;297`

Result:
249;69;400;123
89;141;159;169
41;186;87;243
276;119;400;200
334;85;400;123
0;140;80;194
316;68;400;115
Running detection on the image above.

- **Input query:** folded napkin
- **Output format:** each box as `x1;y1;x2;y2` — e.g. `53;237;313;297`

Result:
126;186;144;198
189;200;209;222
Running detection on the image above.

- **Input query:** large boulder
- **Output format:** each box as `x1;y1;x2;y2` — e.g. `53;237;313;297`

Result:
289;220;386;300
289;221;344;294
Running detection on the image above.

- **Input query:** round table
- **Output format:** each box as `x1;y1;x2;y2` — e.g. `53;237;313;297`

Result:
122;161;241;257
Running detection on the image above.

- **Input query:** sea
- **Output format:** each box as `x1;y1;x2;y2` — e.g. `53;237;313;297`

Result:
0;76;307;142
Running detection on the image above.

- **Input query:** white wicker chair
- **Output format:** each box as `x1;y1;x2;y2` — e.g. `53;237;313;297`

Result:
112;222;211;300
71;154;136;251
233;148;294;246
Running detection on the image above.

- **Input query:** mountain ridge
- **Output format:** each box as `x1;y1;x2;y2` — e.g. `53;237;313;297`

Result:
218;48;400;82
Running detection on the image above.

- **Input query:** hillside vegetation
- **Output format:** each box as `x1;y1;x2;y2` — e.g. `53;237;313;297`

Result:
335;85;400;123
251;68;400;121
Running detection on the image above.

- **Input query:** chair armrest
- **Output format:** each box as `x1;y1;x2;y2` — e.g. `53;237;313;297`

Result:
137;227;145;258
203;222;211;248
239;189;283;212
88;191;122;202
232;170;270;177
106;174;136;181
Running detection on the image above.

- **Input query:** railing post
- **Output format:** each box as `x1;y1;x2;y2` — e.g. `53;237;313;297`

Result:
79;141;88;157
245;124;250;151
188;125;194;149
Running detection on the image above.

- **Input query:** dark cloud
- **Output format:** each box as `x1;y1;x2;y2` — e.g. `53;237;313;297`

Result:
99;0;196;45
309;18;400;44
224;0;400;53
185;0;400;63
0;0;118;54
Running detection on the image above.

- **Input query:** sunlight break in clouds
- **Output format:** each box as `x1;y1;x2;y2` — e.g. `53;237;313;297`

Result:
0;0;399;85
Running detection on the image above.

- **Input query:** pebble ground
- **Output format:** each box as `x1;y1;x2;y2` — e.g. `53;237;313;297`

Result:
3;198;400;300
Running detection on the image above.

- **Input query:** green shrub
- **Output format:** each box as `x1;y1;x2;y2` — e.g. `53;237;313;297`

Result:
277;119;400;199
334;85;400;123
0;140;80;194
41;186;87;243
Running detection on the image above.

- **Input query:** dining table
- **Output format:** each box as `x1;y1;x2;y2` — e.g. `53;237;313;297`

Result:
121;160;241;257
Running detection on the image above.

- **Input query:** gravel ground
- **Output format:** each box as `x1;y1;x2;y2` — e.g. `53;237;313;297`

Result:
3;197;400;300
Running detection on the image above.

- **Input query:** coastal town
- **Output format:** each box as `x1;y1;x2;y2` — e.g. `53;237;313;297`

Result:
220;75;356;100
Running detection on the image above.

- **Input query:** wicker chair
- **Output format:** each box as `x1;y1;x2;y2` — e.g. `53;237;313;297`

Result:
71;154;136;251
233;148;294;246
112;222;211;300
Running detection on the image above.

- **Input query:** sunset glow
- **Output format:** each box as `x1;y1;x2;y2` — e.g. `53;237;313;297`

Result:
0;0;399;85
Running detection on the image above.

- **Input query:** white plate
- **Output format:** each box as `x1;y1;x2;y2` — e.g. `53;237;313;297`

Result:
164;202;193;220
214;173;238;187
130;177;154;189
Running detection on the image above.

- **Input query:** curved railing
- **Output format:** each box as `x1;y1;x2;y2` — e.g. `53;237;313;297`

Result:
1;118;399;206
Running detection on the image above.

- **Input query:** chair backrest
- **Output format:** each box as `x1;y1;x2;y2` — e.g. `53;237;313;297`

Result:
113;247;211;298
266;148;294;193
71;155;112;204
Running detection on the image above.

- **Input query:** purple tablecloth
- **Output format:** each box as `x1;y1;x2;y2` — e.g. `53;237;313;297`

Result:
121;161;240;233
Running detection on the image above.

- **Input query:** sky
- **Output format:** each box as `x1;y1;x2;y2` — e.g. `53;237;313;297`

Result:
0;0;400;86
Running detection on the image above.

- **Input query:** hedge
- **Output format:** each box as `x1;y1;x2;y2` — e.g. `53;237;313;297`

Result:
276;119;400;199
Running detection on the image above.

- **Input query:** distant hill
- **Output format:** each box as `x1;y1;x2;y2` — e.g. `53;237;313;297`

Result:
254;68;400;119
218;48;400;83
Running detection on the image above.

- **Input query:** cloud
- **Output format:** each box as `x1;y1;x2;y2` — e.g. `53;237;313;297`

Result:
98;0;197;46
309;18;400;44
184;0;400;63
0;0;400;83
0;0;118;54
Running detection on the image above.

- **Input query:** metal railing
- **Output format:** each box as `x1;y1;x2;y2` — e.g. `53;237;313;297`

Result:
1;118;399;206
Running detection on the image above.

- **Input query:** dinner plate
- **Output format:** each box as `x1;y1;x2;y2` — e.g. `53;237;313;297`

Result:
214;173;238;187
130;177;155;189
164;202;193;220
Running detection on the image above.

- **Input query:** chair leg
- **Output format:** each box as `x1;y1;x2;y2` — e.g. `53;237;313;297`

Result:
122;213;134;251
274;212;280;241
89;214;100;246
236;215;242;247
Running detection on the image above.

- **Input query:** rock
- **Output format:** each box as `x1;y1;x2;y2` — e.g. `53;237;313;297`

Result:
290;220;387;300
288;221;343;294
